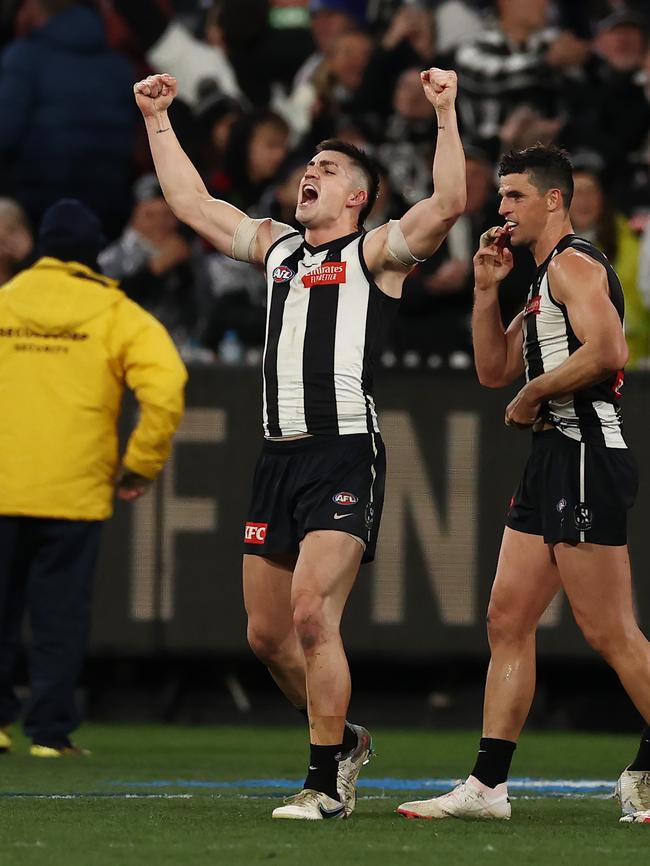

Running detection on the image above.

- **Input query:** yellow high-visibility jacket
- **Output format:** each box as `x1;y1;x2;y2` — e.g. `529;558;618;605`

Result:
0;258;188;520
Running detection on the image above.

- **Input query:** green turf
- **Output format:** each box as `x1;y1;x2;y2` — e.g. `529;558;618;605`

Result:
0;725;647;866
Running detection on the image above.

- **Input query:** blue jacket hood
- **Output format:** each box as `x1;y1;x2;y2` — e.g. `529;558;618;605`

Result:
35;5;106;54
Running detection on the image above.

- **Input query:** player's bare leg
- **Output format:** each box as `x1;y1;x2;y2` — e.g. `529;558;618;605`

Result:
398;527;560;820
483;528;561;741
555;542;650;819
272;530;363;820
291;530;362;745
243;553;306;708
556;543;650;720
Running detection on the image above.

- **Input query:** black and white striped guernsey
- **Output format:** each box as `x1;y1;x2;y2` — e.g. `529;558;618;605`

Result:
523;233;626;449
262;227;399;438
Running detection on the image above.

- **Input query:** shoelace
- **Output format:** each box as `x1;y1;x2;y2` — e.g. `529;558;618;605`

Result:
282;789;323;806
632;774;650;804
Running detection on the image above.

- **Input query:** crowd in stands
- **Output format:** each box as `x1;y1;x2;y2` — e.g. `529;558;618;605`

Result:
0;0;649;368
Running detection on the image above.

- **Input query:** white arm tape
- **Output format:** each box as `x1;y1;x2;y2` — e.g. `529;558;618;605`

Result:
387;219;427;267
231;217;266;263
231;218;295;262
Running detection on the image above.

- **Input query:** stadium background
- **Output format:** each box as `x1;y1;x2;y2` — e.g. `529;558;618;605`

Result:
1;0;650;758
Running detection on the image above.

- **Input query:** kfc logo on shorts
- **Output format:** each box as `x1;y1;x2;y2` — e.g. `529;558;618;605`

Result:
302;262;346;288
244;522;268;544
524;295;541;317
332;491;358;506
272;265;295;283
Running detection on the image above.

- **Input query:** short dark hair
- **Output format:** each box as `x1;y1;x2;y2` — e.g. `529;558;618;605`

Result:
315;139;380;228
498;145;574;209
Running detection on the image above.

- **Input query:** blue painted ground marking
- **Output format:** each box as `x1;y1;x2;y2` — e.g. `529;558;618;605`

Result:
107;777;617;797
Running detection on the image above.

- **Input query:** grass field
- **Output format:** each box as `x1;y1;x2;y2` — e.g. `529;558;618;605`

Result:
0;724;647;865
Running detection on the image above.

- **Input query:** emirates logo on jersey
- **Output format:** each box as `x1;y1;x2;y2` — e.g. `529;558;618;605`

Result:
524;295;541;317
302;262;346;288
272;265;295;283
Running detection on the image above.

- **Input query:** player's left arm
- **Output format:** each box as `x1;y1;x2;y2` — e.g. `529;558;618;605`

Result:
505;250;628;428
363;68;467;298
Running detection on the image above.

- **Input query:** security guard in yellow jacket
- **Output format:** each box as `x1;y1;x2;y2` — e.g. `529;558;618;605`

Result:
0;199;187;756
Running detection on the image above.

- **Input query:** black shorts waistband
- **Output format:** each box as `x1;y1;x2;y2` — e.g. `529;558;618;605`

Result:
262;433;379;454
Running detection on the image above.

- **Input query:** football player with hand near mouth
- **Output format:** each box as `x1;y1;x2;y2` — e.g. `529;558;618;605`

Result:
398;145;650;824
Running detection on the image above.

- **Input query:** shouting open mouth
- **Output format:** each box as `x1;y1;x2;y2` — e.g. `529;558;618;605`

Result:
298;183;319;209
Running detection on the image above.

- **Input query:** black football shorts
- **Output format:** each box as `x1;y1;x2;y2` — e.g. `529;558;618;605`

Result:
506;428;638;546
242;433;385;563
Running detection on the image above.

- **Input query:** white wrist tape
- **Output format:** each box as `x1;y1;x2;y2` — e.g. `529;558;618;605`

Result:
387;219;427;266
231;217;266;263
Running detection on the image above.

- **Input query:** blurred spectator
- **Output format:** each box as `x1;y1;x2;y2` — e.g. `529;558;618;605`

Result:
394;150;496;361
0;199;186;756
253;154;307;227
262;0;315;96
394;147;535;361
587;10;650;206
112;0;242;107
354;4;439;121
200;251;268;358
278;0;362;138
434;0;483;54
364;162;405;231
208;110;290;211
376;67;438;206
99;175;211;348
295;0;364;90
0;0;137;237
193;83;244;178
455;0;589;158
0;197;33;285
292;28;373;146
570;168;649;367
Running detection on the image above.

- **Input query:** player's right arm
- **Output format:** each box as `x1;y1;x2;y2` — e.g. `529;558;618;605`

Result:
133;73;273;264
471;227;524;388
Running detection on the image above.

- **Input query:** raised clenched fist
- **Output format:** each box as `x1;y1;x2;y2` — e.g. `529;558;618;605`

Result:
420;68;458;112
133;73;178;119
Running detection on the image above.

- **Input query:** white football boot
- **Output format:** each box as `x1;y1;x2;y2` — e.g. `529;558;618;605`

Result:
616;767;650;817
337;724;374;815
620;810;650;824
272;788;347;820
397;775;511;820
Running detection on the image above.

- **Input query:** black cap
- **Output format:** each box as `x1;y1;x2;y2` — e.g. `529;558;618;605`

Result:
194;78;243;129
132;173;163;204
38;198;107;265
596;9;648;35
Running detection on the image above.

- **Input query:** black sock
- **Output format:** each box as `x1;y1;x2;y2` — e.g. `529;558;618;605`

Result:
628;726;650;771
304;744;342;800
470;737;516;788
342;722;358;753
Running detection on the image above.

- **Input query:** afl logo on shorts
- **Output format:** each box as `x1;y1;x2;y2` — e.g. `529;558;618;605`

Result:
272;265;295;283
244;522;268;544
332;492;358;506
